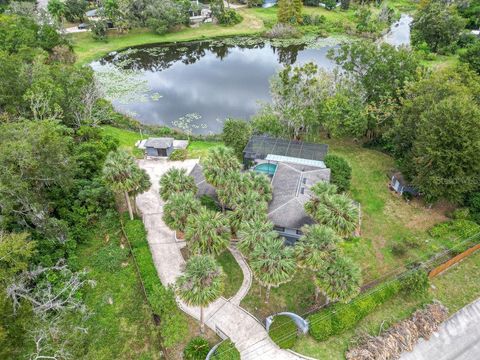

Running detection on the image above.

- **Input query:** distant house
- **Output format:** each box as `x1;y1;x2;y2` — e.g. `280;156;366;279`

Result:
389;171;419;196
137;138;189;158
190;135;332;244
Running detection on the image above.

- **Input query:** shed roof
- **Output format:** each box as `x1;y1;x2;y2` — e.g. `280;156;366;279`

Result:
145;137;174;149
243;135;328;162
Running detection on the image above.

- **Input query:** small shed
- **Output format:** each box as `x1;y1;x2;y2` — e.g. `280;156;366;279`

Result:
389;171;419;196
145;138;174;157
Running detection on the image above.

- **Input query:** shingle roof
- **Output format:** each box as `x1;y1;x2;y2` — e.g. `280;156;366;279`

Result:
145;137;174;149
189;163;217;200
268;162;330;229
189;162;330;230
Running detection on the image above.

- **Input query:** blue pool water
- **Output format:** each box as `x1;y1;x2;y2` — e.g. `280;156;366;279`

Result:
254;163;277;176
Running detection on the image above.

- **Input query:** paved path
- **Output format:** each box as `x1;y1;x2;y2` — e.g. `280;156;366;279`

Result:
136;159;305;360
401;298;480;360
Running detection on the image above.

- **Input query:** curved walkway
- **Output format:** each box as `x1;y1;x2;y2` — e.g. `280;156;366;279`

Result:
136;159;305;360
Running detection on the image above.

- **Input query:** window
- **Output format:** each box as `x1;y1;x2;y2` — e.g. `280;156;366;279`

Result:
273;226;285;232
296;229;303;235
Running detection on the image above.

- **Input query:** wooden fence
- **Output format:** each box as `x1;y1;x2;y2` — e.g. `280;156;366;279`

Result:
429;242;480;278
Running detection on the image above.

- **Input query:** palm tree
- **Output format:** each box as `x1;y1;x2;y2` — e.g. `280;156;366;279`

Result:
315;254;361;304
237;217;276;257
216;171;246;211
102;150;138;220
228;191;268;234
244;171;273;202
130;166;151;215
163;192;201;233
201;146;242;188
311;194;359;238
304;181;338;215
250;235;296;303
295;224;342;301
159;167;197;202
176;255;224;333
185;208;230;256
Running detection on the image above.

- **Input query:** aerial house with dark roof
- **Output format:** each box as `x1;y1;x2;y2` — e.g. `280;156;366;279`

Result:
189;135;331;244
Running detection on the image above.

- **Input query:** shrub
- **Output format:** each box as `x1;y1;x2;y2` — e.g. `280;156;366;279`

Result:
265;23;302;39
168;149;188;161
222;118;252;159
450;208;470;220
124;218;189;348
460;40;480;75
146;18;169;35
302;14;325;26
401;268;429;297
268;315;298;349
324;154;352;192
309;280;401;341
324;0;337;10
211;340;240;360
308;310;333;341
183;337;211;360
331;304;359;333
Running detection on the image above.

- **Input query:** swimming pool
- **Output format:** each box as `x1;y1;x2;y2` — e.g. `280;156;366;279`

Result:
254;163;277;176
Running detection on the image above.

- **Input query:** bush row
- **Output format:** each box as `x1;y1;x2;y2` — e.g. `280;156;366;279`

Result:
309;280;401;341
123;217;188;348
268;315;298;349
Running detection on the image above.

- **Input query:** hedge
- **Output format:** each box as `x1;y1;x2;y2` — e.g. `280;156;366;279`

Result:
123;217;188;348
268;315;298;349
324;154;352;192
210;340;240;360
309;280;401;341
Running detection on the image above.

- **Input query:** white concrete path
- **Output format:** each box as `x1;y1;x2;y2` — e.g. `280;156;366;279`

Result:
136;159;306;360
401;298;480;360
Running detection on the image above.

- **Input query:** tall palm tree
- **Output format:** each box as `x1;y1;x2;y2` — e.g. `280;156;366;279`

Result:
237;217;276;257
304;181;338;215
159;167;197;202
163;192;201;233
311;194;359;238
176;255;224;333
216;171;246;211
130;166;151;215
250;235;296;303
228;191;268;234
201;146;242;188
295;224;342;301
185;208;230;256
102;150;139;220
244;172;273;202
315;254;361;304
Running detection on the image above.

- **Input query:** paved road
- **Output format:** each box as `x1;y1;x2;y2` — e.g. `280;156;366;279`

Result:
136;159;308;360
401;298;480;360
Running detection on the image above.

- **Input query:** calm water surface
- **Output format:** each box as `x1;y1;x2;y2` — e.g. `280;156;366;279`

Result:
92;19;411;134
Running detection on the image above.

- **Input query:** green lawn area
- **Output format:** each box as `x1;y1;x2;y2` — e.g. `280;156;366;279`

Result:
217;250;244;299
71;212;162;359
70;9;265;65
293;249;480;359
101;125;222;159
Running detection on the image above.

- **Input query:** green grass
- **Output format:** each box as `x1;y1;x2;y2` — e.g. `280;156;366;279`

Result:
72;212;162;359
100;125;222;159
293;249;480;359
217;251;244;299
70;9;265;65
187;140;223;159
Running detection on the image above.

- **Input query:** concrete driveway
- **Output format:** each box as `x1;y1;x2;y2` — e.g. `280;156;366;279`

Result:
135;159;309;360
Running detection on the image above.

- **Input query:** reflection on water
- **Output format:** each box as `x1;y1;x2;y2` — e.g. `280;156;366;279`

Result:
91;39;338;134
383;14;412;47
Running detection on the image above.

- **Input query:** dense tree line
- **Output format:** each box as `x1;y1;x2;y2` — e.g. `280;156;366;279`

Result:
0;11;155;359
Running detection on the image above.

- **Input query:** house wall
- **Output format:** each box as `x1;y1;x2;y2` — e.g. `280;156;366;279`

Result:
146;147;158;157
275;227;301;246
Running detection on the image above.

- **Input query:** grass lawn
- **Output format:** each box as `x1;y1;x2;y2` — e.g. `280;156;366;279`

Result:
217;250;244;299
70;9;265;65
72;212;162;359
293;249;480;359
101;125;222;159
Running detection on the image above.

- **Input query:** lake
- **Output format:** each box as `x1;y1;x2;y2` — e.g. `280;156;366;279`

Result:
92;19;411;135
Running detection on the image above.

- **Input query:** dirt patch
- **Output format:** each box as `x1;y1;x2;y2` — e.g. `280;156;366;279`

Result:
405;200;452;232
